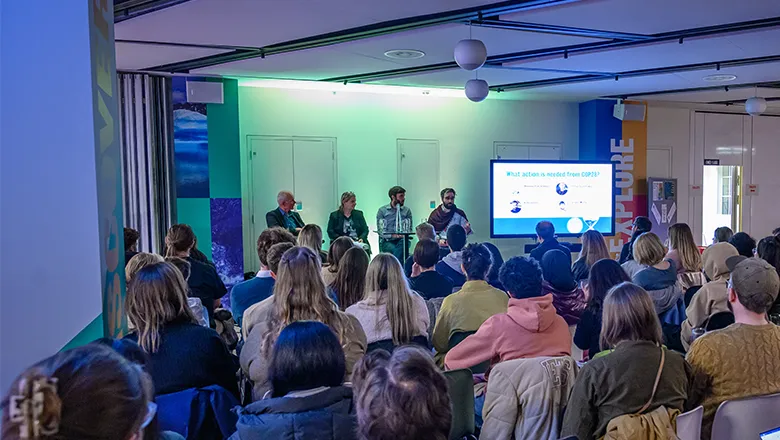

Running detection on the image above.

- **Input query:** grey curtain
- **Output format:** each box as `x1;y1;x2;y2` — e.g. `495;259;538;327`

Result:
118;73;176;254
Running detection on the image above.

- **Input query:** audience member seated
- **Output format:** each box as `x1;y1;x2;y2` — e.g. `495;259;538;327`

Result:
1;345;155;440
329;246;369;310
231;228;296;328
729;231;757;258
444;255;570;370
346;254;429;346
267;242;294;276
322;236;354;286
124;262;238;397
618;216;652;264
240;246;366;400
530;221;572;262
232;321;357;440
666;223;707;290
165;224;226;325
298;224;328;263
241;242;296;339
327;191;370;253
680;242;738;350
353;346;451;440
686;256;780;440
713;226;734;244
125;226;140;265
631;232;683;316
435;224;468;288
483;242;505;290
573;259;631;359
404;222;436;277
409;239;454;300
541;250;586;325
757;235;780;320
572;230;610;282
266;190;305;236
432;243;508;366
166;256;209;328
561;282;695;440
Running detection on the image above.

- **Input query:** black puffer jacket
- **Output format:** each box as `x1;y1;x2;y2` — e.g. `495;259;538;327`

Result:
230;386;357;440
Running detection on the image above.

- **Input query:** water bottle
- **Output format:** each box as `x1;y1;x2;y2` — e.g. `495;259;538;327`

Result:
690;327;706;344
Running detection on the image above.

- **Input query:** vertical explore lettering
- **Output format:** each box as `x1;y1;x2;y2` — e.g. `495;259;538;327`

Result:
609;138;634;255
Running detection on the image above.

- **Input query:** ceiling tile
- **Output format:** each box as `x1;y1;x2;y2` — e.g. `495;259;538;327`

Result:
115;42;230;70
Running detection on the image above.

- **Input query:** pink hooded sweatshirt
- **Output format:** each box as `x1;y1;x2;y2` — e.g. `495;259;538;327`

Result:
444;294;571;371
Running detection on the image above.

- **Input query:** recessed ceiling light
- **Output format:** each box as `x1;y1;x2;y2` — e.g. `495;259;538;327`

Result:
702;74;737;82
384;49;425;60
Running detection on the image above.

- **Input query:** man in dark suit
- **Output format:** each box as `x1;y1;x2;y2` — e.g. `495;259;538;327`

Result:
529;221;572;262
266;190;305;236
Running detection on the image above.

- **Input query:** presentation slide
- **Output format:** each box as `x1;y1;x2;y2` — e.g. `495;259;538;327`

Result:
491;161;615;237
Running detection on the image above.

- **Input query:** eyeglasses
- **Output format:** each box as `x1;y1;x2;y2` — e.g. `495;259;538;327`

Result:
140;402;158;429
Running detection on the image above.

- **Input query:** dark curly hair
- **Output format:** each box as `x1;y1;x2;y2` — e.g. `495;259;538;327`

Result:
124;227;140;252
461;243;492;281
499;256;543;299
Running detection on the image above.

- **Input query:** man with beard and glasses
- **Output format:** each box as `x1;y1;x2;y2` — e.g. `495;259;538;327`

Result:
428;188;472;240
376;186;413;262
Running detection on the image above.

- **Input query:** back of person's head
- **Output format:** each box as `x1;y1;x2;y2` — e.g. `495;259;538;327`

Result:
257;227;297;267
702;242;739;281
1;345;151;440
388;186;406;200
353;346;451;440
447;224;467;252
415;222;435;241
632;232;666;266
124;227;140;252
586;259;631;312
499;256;543;299
757;235;780;279
461;243;492;281
482;242;504;285
269;321;346;398
126;252;164;282
413;239;440;270
668;223;702;272
536;221;555;241
728;256;780;314
600;282;663;349
267;242;295;275
165;256;192;282
126;262;197;353
773;227;780;236
729;232;756;258
332;247;370;310
91;338;150;369
327;237;355;273
541;249;577;291
365;254;416;345
580;230;610;267
632;216;653;236
165;224;196;257
714;226;734;243
298;224;324;253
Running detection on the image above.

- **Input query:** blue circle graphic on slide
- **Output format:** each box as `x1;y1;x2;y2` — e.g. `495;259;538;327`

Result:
567;217;584;233
556;182;568;195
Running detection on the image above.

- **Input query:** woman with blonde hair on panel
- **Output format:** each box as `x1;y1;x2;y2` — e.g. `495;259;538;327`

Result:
631;232;683;315
327;191;371;253
346;253;429;347
240;246;366;400
666;223;707;290
572;230;611;282
123;262;238;397
561;282;695;440
298;224;328;264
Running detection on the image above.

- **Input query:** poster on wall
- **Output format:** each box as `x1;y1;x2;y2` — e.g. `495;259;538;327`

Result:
648;178;677;244
173;77;210;198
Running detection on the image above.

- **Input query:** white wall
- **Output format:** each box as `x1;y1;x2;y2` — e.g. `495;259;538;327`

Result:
238;87;580;264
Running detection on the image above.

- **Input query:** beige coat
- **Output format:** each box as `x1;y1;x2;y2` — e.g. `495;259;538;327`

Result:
482;356;578;440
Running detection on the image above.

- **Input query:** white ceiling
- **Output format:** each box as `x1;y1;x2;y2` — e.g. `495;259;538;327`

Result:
115;0;780;103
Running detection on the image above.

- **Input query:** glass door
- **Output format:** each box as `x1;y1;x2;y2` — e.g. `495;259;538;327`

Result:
702;165;742;245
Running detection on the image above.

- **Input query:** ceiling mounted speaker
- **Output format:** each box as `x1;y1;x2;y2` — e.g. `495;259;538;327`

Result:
465;79;489;102
745;96;767;116
454;39;487;71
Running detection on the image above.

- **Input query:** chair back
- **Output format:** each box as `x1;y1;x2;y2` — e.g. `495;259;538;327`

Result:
711;392;780;440
705;311;735;331
448;331;489;374
157;385;240;440
444;369;475;440
366;335;429;354
683;285;702;308
675;405;702;440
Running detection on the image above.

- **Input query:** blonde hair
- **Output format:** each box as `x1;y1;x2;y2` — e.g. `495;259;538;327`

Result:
600;282;663;349
125;262;197;353
126;252;164;283
165;224;196;257
633;232;666;266
339;191;356;211
298;224;323;254
668;223;702;272
364;254;418;345
579;230;610;268
263;247;350;356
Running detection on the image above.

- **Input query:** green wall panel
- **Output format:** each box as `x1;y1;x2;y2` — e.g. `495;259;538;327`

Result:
177;198;213;260
61;315;103;351
207;78;242;199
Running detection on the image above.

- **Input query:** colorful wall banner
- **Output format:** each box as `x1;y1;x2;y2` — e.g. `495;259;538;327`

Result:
579;100;648;259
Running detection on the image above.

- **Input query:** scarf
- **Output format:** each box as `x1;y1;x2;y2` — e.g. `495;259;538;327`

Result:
428;204;468;233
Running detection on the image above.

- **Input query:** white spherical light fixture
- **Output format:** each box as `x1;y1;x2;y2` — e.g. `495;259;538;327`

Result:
454;39;487;71
745;97;767;116
465;79;489;102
